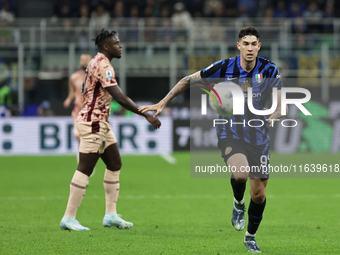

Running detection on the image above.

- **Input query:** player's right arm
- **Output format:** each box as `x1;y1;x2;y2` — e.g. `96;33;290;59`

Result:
105;86;161;129
138;71;203;117
63;74;76;108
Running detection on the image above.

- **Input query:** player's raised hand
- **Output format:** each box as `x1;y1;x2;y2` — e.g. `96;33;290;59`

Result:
138;102;165;118
63;98;71;108
145;114;161;129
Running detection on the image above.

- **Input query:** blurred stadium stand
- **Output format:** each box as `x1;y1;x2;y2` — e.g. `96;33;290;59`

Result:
0;0;339;115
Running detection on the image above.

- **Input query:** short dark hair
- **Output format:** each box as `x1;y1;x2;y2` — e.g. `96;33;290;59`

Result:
94;29;118;49
238;27;260;41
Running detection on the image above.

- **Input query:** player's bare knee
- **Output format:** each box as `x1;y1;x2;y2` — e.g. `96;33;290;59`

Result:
251;192;266;204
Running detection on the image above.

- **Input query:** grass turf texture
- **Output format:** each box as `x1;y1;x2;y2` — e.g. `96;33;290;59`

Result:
0;152;340;254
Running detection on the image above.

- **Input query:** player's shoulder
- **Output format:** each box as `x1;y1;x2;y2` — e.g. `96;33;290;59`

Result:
70;71;80;81
211;57;236;67
257;56;278;69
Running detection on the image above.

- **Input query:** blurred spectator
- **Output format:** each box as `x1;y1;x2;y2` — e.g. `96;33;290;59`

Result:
203;0;224;17
37;100;54;116
323;3;334;33
113;1;125;18
274;0;288;18
292;16;307;34
59;3;71;18
171;2;192;29
295;34;307;51
171;2;192;41
159;4;170;18
238;0;258;18
224;0;238;17
90;3;110;29
127;17;139;42
144;0;156;18
79;4;89;24
130;5;139;17
288;2;304;18
190;16;209;43
303;1;323;33
263;6;273;24
77;4;90;49
157;19;172;42
0;1;14;23
303;1;323;19
261;7;274;40
145;17;157;42
212;7;224;18
209;19;225;43
95;0;114;12
62;19;74;43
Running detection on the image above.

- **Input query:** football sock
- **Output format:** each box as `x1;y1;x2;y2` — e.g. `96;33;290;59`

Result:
64;170;88;218
104;169;120;214
247;198;266;235
245;231;255;237
230;174;246;202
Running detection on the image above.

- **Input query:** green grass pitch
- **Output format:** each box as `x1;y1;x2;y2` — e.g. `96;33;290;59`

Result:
1;152;340;254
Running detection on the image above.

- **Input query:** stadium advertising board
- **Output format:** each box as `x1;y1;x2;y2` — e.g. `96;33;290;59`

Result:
0;116;172;155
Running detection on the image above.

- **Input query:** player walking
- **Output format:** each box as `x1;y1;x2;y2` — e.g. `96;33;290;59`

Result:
139;27;286;252
60;29;161;231
63;53;92;144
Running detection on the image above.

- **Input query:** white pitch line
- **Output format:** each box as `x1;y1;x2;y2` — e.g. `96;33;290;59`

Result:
160;154;177;164
1;194;340;201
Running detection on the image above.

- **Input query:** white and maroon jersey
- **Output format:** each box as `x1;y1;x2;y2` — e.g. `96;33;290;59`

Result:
77;53;117;125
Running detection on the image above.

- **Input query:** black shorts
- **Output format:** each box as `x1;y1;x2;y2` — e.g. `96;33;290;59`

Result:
218;138;270;179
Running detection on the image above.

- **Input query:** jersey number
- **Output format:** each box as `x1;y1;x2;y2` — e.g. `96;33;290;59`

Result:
81;69;89;94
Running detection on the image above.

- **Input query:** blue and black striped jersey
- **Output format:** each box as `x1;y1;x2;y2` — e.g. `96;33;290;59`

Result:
200;56;283;146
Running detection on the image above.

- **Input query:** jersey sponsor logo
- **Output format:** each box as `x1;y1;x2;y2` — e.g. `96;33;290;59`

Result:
227;77;238;81
225;147;232;155
241;80;251;91
106;71;113;80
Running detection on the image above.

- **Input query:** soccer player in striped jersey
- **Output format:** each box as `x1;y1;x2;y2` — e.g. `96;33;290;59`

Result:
60;29;161;231
139;27;287;253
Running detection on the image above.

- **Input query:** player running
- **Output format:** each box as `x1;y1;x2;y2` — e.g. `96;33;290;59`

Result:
60;29;161;231
63;53;92;143
139;27;287;253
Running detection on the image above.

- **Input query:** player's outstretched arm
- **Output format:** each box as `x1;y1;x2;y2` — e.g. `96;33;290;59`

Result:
105;86;161;129
138;71;202;117
63;77;76;108
267;89;289;127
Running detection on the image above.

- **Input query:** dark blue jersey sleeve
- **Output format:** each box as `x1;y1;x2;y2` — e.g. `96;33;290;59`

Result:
269;64;283;89
200;59;224;84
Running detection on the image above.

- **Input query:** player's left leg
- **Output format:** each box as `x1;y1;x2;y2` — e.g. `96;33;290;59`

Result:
244;177;267;252
100;131;133;229
73;122;80;162
60;122;102;231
